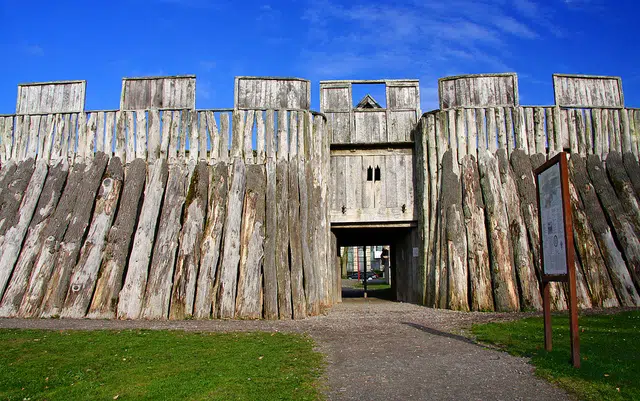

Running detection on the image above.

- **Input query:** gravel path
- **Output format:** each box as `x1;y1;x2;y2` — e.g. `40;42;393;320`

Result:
0;297;569;401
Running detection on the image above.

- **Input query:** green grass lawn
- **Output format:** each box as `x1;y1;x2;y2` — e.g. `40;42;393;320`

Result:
352;283;391;291
472;310;640;401
0;329;324;401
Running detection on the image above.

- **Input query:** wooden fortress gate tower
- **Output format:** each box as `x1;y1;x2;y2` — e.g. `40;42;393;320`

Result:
320;79;424;302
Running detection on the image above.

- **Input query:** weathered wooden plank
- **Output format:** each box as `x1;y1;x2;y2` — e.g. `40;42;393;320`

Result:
2;117;13;163
621;109;632;153
39;153;109;318
569;154;640;306
85;112;98;160
26;115;40;160
60;158;123;318
623;151;640;199
534;108;545;155
584;110;593;156
216;159;246;318
85;159;145;319
0;161;47;300
168;162;208;319
497;150;542;310
0;160;67;317
133;111;146;160
612;110;622;153
496;107;507;152
160;110;171;160
461;155;492;311
189;109;199;161
587;154;640;292
235;164;266;319
198;112;208;162
168;110;180;162
602;110;611;157
243;110;255;163
456;108;466;162
255;111;266;164
545;108;556;157
141;164;188;319
124;111;135;163
629;111;638;159
592;108;603;158
193;163;228;319
486;108;497;153
147;109;160;161
504;108;515;157
179;110;189;159
525;108;535;155
575;110;586;156
117;159;169;319
205;112;218;165
477;150;519;311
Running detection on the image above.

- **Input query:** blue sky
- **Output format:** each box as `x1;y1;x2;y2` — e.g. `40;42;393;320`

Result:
1;0;638;113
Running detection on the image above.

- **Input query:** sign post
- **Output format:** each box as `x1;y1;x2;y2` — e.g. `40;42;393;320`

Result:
534;152;580;368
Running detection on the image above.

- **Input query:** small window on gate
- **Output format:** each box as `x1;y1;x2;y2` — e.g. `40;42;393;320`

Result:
374;166;381;181
367;166;373;181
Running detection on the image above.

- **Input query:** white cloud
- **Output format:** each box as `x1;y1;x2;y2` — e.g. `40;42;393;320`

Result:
23;44;44;57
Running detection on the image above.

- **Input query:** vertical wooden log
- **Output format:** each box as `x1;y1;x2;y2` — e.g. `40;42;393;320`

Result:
569;154;640;306
447;110;458;162
606;152;640;235
0;161;67;317
525;108;535;155
275;110;292;318
50;115;64;162
263;110;279;319
235;164;266;319
193;163;229;319
27;115;40;160
169;162;209;319
612;110;622;153
216;159;246;318
476;108;486;151
440;150;468;311
39;153;109;318
140;164;188;319
628;111;638;159
487;108;497;153
477;150;520;311
567;109;578;154
160;110;171;160
288;112;306;319
299;112;318;315
117;159;169;319
168;110;180;162
2;117;13;164
96;112;105;154
0;161;47;299
568;177;619;308
461;155;493;311
497;150;542;311
60;158;124;318
86;159;146;319
552;107;562;155
86;113;97;161
105;111;115;158
425;113;440;307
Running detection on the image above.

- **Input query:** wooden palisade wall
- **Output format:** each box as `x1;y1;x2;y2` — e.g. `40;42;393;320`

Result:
0;76;334;320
